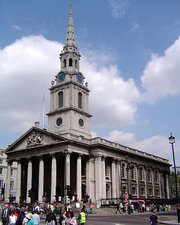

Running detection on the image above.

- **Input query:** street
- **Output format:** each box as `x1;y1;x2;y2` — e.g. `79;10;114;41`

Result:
86;214;150;225
40;213;152;225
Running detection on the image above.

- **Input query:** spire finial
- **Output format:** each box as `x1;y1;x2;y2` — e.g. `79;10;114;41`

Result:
69;5;73;16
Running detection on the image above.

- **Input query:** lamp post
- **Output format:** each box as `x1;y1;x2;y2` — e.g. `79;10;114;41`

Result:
169;133;180;223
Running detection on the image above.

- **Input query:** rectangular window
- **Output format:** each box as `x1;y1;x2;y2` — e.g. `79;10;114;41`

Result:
0;180;3;188
0;168;2;174
0;159;2;164
11;168;13;176
10;181;14;190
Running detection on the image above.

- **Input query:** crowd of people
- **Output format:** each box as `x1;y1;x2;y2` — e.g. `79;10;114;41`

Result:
114;201;171;214
0;202;88;225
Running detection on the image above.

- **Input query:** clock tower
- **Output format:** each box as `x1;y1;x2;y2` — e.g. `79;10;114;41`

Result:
47;9;92;139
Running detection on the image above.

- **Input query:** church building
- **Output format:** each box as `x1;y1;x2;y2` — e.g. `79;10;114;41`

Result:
6;10;171;207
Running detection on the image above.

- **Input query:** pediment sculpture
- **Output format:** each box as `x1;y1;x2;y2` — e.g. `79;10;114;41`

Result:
27;132;43;147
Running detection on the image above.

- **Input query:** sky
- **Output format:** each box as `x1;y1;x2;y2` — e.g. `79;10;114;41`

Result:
1;0;180;166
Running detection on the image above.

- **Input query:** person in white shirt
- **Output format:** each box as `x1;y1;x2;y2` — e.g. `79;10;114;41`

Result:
9;211;17;225
32;210;40;225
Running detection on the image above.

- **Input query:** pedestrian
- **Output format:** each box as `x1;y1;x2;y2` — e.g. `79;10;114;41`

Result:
16;208;26;225
1;204;9;225
59;210;67;225
9;210;17;225
45;210;57;225
67;211;77;225
120;203;124;213
32;210;40;225
150;209;159;225
115;203;121;214
89;204;93;214
78;209;86;225
128;204;131;214
130;203;134;213
22;213;34;225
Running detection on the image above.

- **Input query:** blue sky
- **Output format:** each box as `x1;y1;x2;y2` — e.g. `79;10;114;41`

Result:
1;0;180;165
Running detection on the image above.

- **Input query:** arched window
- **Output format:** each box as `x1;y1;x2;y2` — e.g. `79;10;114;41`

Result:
78;92;82;109
132;186;136;195
140;187;145;196
69;58;72;66
131;165;135;180
148;188;152;196
63;59;66;67
121;163;125;178
122;186;126;195
140;167;143;181
75;60;78;68
148;169;151;182
58;91;63;108
155;188;159;197
155;170;159;183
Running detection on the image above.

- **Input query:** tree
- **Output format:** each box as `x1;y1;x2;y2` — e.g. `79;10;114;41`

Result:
170;171;180;198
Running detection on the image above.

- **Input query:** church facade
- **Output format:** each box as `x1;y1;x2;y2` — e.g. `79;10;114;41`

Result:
6;11;171;206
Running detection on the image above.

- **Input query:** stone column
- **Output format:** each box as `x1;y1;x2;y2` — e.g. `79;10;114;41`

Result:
95;155;102;207
127;163;131;196
159;171;162;198
65;153;70;186
116;161;120;199
26;159;32;203
166;173;170;199
51;155;57;203
88;157;94;201
118;160;122;198
144;167;148;198
6;162;11;201
16;161;21;203
76;154;82;201
86;159;89;198
101;157;106;199
38;158;44;203
111;160;116;198
152;169;155;198
136;166;140;198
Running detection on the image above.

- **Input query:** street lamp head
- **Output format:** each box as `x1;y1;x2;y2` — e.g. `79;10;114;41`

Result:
169;133;175;144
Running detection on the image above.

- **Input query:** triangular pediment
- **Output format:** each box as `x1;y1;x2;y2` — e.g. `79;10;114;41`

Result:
6;126;67;153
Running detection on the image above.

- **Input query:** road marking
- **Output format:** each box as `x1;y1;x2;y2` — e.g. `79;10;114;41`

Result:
114;224;125;225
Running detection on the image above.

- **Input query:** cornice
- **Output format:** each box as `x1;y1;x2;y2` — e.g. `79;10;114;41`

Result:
47;107;92;118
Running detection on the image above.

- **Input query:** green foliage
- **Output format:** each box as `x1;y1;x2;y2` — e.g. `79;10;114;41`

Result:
170;172;180;198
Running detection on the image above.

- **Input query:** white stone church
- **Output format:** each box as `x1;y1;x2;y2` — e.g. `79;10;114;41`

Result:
6;11;170;207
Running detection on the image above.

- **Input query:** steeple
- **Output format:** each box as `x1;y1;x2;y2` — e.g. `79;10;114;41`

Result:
47;9;92;139
66;7;76;47
59;7;80;73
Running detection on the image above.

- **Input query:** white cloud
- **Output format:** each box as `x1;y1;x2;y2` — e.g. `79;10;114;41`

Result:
0;35;62;132
105;129;180;165
0;35;140;132
108;0;129;19
105;130;136;144
141;36;180;103
81;59;140;126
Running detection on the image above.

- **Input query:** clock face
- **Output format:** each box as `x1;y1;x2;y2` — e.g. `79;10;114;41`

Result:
76;74;83;83
58;73;65;82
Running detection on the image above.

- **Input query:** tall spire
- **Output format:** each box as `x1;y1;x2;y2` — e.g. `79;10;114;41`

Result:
66;6;75;46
